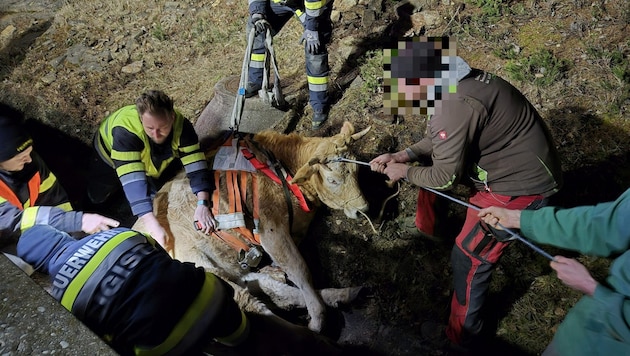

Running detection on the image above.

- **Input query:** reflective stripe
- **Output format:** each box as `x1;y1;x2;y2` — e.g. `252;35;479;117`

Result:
179;143;201;154
249;61;265;69
305;0;327;10
116;162;146;177
111;149;141;161
215;310;249;346
119;171;147;186
250;53;265;62
135;273;225;356
307;75;328;85
308;83;328;92
57;201;73;212
60;230;138;310
183;161;207;174
39;174;56;194
306;8;323;16
20;206;42;231
180;151;206;166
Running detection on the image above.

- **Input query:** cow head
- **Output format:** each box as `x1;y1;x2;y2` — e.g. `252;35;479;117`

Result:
291;121;370;219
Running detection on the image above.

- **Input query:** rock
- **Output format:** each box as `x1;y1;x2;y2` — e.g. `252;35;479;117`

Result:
0;24;17;47
121;60;143;74
41;72;56;84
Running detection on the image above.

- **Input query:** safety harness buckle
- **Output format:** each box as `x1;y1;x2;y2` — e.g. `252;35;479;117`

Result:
238;245;264;270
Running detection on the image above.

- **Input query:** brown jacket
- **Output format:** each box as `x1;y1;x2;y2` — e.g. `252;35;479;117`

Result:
406;69;562;197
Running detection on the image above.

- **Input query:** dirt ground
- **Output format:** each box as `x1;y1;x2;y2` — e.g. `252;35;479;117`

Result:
1;0;629;355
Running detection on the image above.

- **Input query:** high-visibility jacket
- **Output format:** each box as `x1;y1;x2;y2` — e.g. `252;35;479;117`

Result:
17;225;249;356
0;152;77;244
95;105;212;216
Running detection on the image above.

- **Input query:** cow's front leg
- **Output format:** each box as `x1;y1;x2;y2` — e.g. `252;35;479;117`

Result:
260;227;326;332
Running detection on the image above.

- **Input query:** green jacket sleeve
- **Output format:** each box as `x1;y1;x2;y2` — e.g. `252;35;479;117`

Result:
520;188;630;256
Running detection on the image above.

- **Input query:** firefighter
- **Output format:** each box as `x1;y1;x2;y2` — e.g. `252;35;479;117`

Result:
245;0;333;128
0;108;119;272
87;90;216;248
17;224;342;356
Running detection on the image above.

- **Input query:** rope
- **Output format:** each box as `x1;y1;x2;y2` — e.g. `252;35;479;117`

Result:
232;27;286;132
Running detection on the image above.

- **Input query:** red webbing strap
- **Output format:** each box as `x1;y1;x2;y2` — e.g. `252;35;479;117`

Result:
241;147;311;212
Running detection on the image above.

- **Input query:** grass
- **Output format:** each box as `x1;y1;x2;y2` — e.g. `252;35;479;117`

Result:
1;1;630;354
504;49;570;87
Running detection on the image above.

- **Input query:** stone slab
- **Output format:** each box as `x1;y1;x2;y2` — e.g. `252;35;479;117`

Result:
0;254;116;355
194;75;288;149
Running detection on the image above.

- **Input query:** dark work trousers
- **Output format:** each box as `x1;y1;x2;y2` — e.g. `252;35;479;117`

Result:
445;190;547;347
246;1;333;113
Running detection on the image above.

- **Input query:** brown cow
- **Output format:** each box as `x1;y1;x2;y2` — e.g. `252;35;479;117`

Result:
133;121;370;332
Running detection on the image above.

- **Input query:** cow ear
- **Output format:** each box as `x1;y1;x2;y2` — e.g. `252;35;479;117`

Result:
292;163;318;184
339;121;355;137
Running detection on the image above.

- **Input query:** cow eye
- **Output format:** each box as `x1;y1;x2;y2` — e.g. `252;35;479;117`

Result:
327;177;340;185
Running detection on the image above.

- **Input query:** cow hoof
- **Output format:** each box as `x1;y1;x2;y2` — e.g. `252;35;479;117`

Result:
308;318;323;333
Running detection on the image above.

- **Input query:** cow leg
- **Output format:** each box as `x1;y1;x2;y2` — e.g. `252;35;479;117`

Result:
244;273;362;309
259;228;326;332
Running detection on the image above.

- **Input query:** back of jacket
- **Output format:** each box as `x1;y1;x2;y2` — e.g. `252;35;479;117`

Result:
407;69;563;197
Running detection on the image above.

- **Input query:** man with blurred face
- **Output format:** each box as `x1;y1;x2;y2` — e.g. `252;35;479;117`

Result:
87;90;216;248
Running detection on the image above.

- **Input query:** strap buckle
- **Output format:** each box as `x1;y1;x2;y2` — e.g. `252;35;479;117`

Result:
238;245;264;270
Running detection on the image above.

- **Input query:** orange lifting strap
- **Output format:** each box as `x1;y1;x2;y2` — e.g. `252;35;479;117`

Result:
211;169;261;254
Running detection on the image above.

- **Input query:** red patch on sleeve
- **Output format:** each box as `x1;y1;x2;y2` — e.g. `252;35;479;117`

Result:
438;130;448;140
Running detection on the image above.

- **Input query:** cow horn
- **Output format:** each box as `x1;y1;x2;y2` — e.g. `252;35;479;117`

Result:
350;126;371;141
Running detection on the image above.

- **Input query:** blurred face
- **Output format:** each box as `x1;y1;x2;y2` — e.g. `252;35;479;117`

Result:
140;112;174;144
0;146;33;172
396;77;436;101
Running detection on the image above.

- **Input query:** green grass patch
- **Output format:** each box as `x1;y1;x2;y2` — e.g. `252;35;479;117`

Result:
505;49;570;87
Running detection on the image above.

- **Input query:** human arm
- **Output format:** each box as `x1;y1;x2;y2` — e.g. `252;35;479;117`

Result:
520;189;630;256
110;125;154;216
405;101;477;189
369;150;411;178
179;119;216;233
81;213;120;234
477;206;522;229
550;256;598;296
137;212;167;248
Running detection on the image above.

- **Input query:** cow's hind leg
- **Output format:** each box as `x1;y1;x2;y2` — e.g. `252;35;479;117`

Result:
243;273;363;309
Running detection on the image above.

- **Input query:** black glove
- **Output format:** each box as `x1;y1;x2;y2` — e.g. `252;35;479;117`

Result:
251;13;269;36
300;29;320;54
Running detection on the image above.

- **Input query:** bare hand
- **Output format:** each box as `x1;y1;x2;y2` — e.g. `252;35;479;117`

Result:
381;162;409;182
477;206;521;229
550;255;598;296
81;213;120;234
369;153;397;173
194;205;217;234
139;213;168;249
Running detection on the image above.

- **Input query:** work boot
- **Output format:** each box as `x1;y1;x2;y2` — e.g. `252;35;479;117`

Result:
244;82;262;98
312;110;328;129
